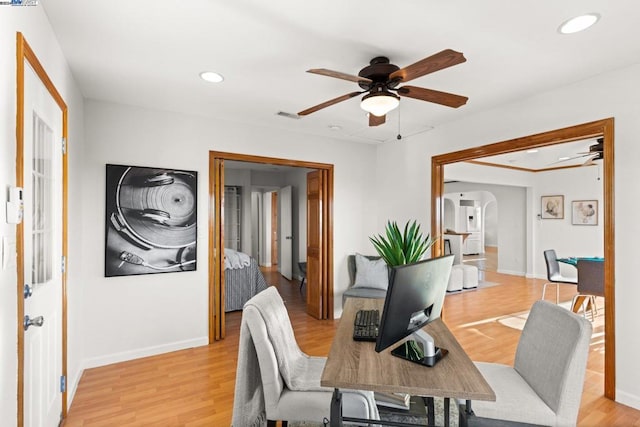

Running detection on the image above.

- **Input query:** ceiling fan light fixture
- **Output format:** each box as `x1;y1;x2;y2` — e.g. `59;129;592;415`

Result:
558;13;600;34
360;92;400;117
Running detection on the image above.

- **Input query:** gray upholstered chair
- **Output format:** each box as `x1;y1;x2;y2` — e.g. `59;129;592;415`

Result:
342;254;389;305
232;286;379;426
466;300;592;426
541;249;577;304
571;260;604;321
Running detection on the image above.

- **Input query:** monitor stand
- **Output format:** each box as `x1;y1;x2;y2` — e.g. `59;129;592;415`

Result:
390;329;448;367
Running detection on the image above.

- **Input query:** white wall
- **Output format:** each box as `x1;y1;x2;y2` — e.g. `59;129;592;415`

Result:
445;183;526;275
287;168;309;280
375;63;640;409
484;201;498;247
1;6;85;421
531;166;604;280
80;99;379;368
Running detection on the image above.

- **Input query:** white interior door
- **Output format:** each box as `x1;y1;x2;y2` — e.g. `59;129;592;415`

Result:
279;186;293;280
23;61;64;427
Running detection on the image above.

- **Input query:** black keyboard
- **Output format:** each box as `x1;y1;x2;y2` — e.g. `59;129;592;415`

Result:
353;309;380;342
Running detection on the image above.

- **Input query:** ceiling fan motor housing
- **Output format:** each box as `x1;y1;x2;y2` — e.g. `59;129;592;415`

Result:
591;140;604;160
358;56;401;90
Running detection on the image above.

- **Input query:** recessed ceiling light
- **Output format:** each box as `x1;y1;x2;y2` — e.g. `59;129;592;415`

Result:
200;71;224;83
558;156;571;161
558;13;600;34
526;149;539;154
328;125;342;131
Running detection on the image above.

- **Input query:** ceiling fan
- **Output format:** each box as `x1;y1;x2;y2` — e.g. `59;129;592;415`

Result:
297;49;469;127
553;138;604;166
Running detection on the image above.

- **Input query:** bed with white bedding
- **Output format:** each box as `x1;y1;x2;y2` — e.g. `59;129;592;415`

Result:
224;249;269;312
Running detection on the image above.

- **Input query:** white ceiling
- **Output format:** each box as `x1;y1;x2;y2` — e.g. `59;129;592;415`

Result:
40;1;640;149
473;138;603;170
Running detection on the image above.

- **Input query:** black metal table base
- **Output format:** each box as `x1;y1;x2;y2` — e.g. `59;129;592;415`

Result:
330;388;468;427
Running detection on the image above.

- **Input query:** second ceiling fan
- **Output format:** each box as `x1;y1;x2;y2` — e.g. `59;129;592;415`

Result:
298;49;469;127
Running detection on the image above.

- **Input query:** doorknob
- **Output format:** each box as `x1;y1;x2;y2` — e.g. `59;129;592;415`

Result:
24;315;44;331
24;284;33;299
286;236;293;240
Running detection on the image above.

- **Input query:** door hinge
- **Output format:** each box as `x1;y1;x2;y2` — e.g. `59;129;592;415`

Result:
60;375;66;393
61;137;66;155
61;255;66;274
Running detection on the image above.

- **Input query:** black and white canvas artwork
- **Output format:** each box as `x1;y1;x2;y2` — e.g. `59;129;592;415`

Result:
105;164;197;277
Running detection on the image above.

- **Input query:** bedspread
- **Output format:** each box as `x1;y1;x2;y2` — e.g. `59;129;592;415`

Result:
225;257;269;312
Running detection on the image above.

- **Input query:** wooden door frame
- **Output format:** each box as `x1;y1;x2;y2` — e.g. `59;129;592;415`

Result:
431;118;615;400
208;151;334;341
16;33;69;424
271;191;278;266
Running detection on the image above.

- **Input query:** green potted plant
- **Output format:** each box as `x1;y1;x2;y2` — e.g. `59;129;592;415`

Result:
369;220;435;266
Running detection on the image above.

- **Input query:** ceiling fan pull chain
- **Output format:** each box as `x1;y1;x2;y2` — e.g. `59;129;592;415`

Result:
397;103;402;140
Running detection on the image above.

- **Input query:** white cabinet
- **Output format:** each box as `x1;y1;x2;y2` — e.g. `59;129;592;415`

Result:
444;233;464;265
464;234;482;255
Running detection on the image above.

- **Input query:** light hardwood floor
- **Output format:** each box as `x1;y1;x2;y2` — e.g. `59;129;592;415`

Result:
64;253;640;426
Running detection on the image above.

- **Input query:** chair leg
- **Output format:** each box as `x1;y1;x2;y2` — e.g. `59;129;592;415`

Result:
541;283;549;301
591;296;598;316
299;278;305;292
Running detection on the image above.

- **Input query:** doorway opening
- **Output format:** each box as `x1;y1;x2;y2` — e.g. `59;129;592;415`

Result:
209;152;334;341
431;118;615;399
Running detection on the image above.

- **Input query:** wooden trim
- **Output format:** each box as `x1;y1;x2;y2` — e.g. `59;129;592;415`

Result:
602;119;615;399
466;159;593;173
431;118;615;400
208;152;335;340
15;32;25;427
325;167;334;319
209;151;333;170
16;32;70;423
209;158;225;341
271;192;278;266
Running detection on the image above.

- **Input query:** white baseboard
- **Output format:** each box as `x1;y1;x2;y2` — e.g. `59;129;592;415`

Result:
67;367;83;411
617;389;640;411
496;269;526;277
82;336;209;370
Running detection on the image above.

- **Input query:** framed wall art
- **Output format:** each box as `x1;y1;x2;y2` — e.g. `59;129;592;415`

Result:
572;200;598;225
105;164;197;277
541;195;564;219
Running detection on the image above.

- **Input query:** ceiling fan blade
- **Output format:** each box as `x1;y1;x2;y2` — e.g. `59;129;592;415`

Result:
548;153;594;165
369;114;386;127
297;91;363;116
397;85;468;108
390;49;466;82
307;68;372;84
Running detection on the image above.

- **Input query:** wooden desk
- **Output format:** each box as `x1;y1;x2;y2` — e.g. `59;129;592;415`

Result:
322;298;495;426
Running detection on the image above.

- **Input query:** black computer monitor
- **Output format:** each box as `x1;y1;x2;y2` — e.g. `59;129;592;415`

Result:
375;254;454;367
